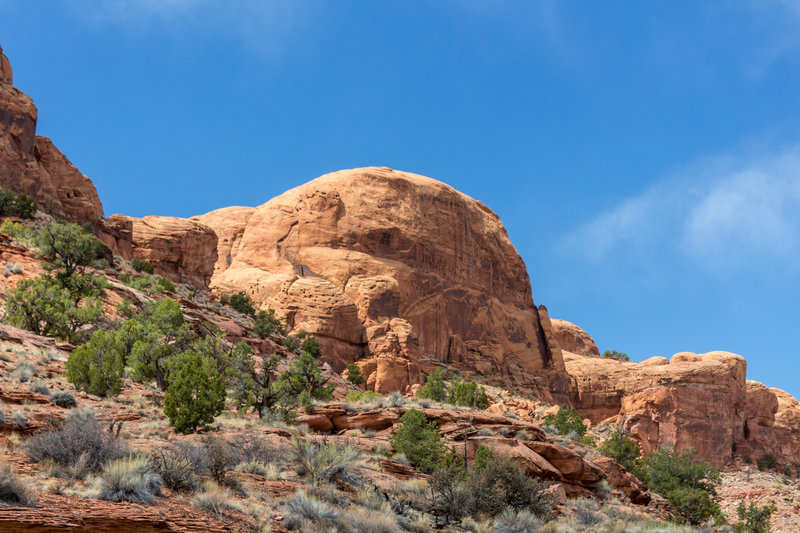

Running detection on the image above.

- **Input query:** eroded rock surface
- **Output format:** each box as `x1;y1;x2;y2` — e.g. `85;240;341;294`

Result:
116;215;218;289
566;347;800;467
551;318;599;355
197;167;570;400
0;48;128;255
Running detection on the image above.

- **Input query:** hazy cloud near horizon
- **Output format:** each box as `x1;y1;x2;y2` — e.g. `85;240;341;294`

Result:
564;144;800;272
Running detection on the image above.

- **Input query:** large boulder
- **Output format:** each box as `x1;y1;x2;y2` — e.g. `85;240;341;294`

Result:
114;215;218;289
195;167;570;400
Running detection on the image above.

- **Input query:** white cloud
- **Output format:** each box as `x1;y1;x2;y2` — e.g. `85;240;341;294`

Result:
65;0;315;57
565;145;800;270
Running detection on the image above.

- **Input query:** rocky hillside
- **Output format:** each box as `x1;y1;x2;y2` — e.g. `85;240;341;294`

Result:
1;45;799;531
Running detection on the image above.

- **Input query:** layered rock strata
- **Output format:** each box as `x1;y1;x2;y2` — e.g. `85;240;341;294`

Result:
558;320;800;467
196;167;571;400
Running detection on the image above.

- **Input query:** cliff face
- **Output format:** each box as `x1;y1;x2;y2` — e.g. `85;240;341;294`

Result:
0;50;104;226
0;47;130;254
554;319;800;467
195;167;571;401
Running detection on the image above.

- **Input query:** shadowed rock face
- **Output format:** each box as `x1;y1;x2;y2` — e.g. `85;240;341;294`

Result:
196;167;571;401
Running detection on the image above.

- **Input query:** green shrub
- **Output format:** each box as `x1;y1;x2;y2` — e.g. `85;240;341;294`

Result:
543;405;587;438
757;453;776;472
474;445;495;470
390;409;445;473
0;462;37;507
0;188;16;217
128;298;188;390
295;330;321;358
0;188;37;219
98;456;163;504
430;455;552;520
602;350;630;361
600;426;641;473
783;463;793;477
667;487;721;526
5;274;103;342
447;379;489;409
640;447;720;525
36;222;103;278
253;308;284;338
735;501;777;533
131;258;154;274
345;390;382;403
417;368;447;402
13;192;37;219
230;345;286;417
345;363;366;386
282;335;300;351
163;351;226;433
155;276;175;293
742;454;753;465
223;291;256;316
280;351;335;401
66;329;125;397
0;219;35;245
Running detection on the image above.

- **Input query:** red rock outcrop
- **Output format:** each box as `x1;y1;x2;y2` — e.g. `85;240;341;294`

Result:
0;48;129;254
551;318;599;355
565;346;800;467
0;46;12;85
196;167;571;401
0;68;103;225
115;215;218;288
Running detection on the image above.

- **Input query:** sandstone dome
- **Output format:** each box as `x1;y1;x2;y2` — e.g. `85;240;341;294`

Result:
195;166;570;399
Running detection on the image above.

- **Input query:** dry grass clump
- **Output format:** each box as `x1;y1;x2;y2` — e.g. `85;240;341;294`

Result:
291;438;362;485
97;455;163;504
193;482;242;519
0;462;37;507
49;390;77;408
283;490;338;531
338;505;398;533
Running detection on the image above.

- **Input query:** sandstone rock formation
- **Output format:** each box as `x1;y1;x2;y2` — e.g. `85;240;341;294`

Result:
298;403;647;498
559;321;800;467
551;318;599;355
114;215;218;288
0;63;104;226
0;46;12;85
0;48;127;253
196;167;571;400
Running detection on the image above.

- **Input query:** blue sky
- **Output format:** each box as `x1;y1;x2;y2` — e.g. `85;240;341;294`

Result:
2;1;799;396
